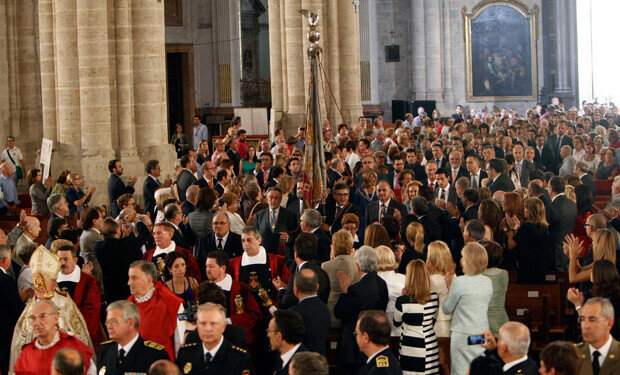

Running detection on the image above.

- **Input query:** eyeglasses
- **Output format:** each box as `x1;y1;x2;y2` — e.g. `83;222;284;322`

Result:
584;223;591;228
104;319;122;326
213;221;229;226
334;193;349;197
27;312;56;321
343;226;357;231
578;316;608;324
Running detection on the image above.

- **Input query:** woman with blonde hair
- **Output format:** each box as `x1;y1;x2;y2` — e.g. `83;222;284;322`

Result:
443;243;493;375
403;180;423;213
375;245;406;336
426;241;456;337
364;223;391;249
276;174;296;208
398;222;426;274
564;185;576;203
506;197;552;283
220;193;244;234
565;228;617;283
394;260;440;374
354;169;379;224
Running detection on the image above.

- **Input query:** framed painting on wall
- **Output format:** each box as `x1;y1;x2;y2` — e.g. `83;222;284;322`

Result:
462;0;539;102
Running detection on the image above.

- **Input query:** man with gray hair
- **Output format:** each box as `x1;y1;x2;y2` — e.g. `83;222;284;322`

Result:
299;209;331;262
52;348;84;375
464;220;485;244
182;184;200;217
48;193;69;219
480;321;538;375
575;297;619;375
175;303;251;375
97;300;169;374
334;246;388;375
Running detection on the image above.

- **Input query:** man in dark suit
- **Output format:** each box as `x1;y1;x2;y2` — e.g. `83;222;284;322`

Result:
177;155;198;202
267;310;307;375
402;197;442;245
354;157;391;190
528;180;550;206
214;169;231;197
466;154;488;189
255;187;298;254
289;269;331;355
0;245;26;374
193;161;217;190
546;176;577;270
256;152;274;190
97;300;169;374
322;183;362;235
163;203;195;250
480;322;539;375
327;158;347;190
448;151;469;185
264;166;285;191
365;181;407;227
226;139;241;176
298;209;331;263
142;159;164;219
107;159;137;217
334;246;389;375
545;121;573;173
286;181;303;221
275;232;330;309
433;168;459;206
431;143;449;169
176;303;252;375
356;311;402;375
95;218;152;304
486;158;516;193
195;213;243;280
575;162;597;197
181;185;199;217
461;188;480;222
512;144;536;188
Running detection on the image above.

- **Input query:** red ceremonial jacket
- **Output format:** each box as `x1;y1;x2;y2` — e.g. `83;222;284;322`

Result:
128;281;183;360
228;280;261;343
72;272;102;349
227;253;292;305
143;246;202;281
14;331;94;375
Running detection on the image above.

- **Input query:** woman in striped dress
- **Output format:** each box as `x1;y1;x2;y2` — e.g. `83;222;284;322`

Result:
393;259;440;375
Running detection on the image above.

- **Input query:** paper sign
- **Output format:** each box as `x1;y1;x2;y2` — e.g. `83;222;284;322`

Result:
40;138;53;179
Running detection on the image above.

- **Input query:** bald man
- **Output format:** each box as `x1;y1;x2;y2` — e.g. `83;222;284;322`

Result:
365;181;407;227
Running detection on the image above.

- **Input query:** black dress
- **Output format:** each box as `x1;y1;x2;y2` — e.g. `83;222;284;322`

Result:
397;245;426;274
512;223;551;284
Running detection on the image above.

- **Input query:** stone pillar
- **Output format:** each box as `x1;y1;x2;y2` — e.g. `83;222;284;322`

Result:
554;0;570;93
424;0;443;103
115;0;136;151
325;0;342;126
38;0;57;142
268;0;284;126
336;0;363;125
411;0;427;98
440;0;453;111
553;0;578;106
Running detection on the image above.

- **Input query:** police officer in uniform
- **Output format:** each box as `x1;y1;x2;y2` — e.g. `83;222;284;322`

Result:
176;303;251;375
97;301;169;374
355;310;401;375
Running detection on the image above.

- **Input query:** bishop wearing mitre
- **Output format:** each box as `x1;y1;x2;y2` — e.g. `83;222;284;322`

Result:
9;246;92;373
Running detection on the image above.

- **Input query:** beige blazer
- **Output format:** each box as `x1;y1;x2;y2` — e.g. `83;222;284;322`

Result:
321;254;361;328
577;338;620;375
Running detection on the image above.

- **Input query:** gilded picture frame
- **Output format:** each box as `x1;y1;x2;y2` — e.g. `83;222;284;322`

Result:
462;0;539;102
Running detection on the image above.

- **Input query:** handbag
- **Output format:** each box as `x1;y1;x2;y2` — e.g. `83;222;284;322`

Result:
5;148;22;179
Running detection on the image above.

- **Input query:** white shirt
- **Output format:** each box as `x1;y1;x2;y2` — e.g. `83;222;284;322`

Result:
215;274;233;292
503;355;529;372
437;184;451;201
280;343;301;369
551;193;565;202
203;336;225;360
589;335;613;367
117;332;140;355
57;266;81;283
241;246;268;266
1;146;23;168
152;240;177;258
214;232;230;250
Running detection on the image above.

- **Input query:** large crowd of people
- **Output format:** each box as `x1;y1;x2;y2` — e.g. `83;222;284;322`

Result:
1;101;620;375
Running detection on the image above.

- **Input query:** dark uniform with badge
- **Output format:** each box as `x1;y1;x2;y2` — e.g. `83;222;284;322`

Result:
176;338;251;375
357;348;402;375
504;357;539;375
97;336;169;375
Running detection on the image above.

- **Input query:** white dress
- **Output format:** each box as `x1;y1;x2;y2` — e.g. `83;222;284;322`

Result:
429;273;453;337
378;270;407;336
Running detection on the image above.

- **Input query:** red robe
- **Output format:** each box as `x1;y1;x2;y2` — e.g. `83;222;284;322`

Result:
71;272;102;350
14;331;94;375
128;282;183;361
228;280;261;343
227;253;292;306
143;246;202;281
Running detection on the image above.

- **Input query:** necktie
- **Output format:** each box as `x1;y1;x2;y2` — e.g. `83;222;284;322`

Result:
441;189;446;201
118;348;125;364
156;178;162;187
217;238;223;251
263;171;268;185
556;136;562;154
435;159;440;165
472;174;478;189
430;181;434;190
208;179;213;189
515;162;522;180
205;352;213;365
271;210;277;230
592;350;601;375
380;204;386;220
336;206;342;215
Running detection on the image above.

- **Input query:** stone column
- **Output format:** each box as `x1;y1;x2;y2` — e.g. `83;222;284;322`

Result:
554;0;570;93
325;0;342;126
411;0;427;98
337;0;363;125
5;0;21;137
0;1;11;138
114;0;136;151
38;0;57;142
54;0;82;147
283;0;305;131
77;0;113;150
440;0;454;111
